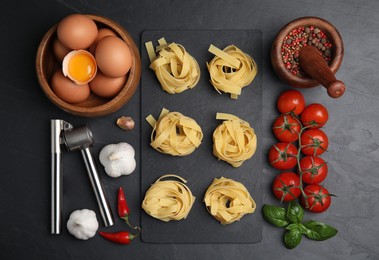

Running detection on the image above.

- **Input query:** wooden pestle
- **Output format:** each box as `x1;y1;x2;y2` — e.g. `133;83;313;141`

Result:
299;46;345;98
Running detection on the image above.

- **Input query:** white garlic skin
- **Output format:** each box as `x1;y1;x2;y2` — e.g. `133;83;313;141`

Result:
99;142;136;178
66;209;99;240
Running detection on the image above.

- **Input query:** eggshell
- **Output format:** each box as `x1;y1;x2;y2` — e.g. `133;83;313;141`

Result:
89;28;117;54
53;38;71;62
57;14;98;50
51;70;90;103
95;36;132;78
89;71;126;98
62;50;97;85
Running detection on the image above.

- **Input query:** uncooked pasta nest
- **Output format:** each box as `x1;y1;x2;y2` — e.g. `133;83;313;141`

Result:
142;174;195;222
146;108;203;156
145;38;200;94
207;44;258;99
204;177;256;225
213;113;257;167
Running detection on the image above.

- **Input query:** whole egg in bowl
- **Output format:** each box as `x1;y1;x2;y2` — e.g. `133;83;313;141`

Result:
95;36;133;78
51;70;90;103
89;28;117;54
89;71;127;98
57;14;98;50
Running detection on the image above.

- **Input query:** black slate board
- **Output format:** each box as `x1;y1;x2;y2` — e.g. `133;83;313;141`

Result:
140;30;263;243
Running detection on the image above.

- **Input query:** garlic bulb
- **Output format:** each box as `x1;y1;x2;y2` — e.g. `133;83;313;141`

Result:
99;142;136;178
67;209;99;240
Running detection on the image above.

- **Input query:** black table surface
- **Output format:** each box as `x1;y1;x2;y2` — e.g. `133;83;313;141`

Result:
1;0;378;259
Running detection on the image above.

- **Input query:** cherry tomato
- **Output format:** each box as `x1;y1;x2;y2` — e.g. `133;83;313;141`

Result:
300;103;329;129
268;143;298;170
298;156;328;184
272;114;301;142
272;172;301;202
301;184;332;213
300;129;329;156
276;90;305;115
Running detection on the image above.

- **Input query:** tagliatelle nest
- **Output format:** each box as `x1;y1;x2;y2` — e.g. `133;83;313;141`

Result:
146;108;203;156
142;174;195;222
145;38;200;94
212;113;257;167
207;44;257;99
204;177;256;225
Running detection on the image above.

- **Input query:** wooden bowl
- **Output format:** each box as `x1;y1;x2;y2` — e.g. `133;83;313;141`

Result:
271;16;344;89
36;14;141;117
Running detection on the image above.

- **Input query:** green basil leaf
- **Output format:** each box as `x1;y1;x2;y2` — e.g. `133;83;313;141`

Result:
286;223;299;230
285;223;307;233
297;223;310;235
286;201;304;223
284;229;302;249
262;204;289;228
303;221;338;241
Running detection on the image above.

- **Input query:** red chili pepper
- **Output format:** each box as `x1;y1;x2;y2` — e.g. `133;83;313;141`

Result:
118;187;139;229
99;231;138;245
118;187;130;218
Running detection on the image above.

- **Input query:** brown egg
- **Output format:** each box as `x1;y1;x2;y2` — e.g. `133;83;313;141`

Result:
53;38;71;62
51;70;90;103
89;71;126;98
57;14;98;50
95;36;132;77
89;28;117;54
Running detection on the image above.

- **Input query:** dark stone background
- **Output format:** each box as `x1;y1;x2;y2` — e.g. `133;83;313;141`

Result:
0;0;378;259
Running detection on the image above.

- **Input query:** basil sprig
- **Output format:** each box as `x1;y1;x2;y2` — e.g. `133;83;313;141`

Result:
262;202;338;249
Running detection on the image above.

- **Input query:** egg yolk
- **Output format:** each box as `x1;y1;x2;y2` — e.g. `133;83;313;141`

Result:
68;53;96;83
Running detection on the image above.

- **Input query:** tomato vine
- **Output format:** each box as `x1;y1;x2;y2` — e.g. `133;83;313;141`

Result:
269;90;334;213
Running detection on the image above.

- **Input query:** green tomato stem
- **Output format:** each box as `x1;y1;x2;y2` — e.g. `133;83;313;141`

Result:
292;115;311;208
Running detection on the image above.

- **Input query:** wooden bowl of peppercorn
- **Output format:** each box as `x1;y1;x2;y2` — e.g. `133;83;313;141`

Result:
272;16;345;97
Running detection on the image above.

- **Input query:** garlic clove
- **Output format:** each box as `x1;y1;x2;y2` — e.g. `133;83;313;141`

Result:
116;116;135;131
